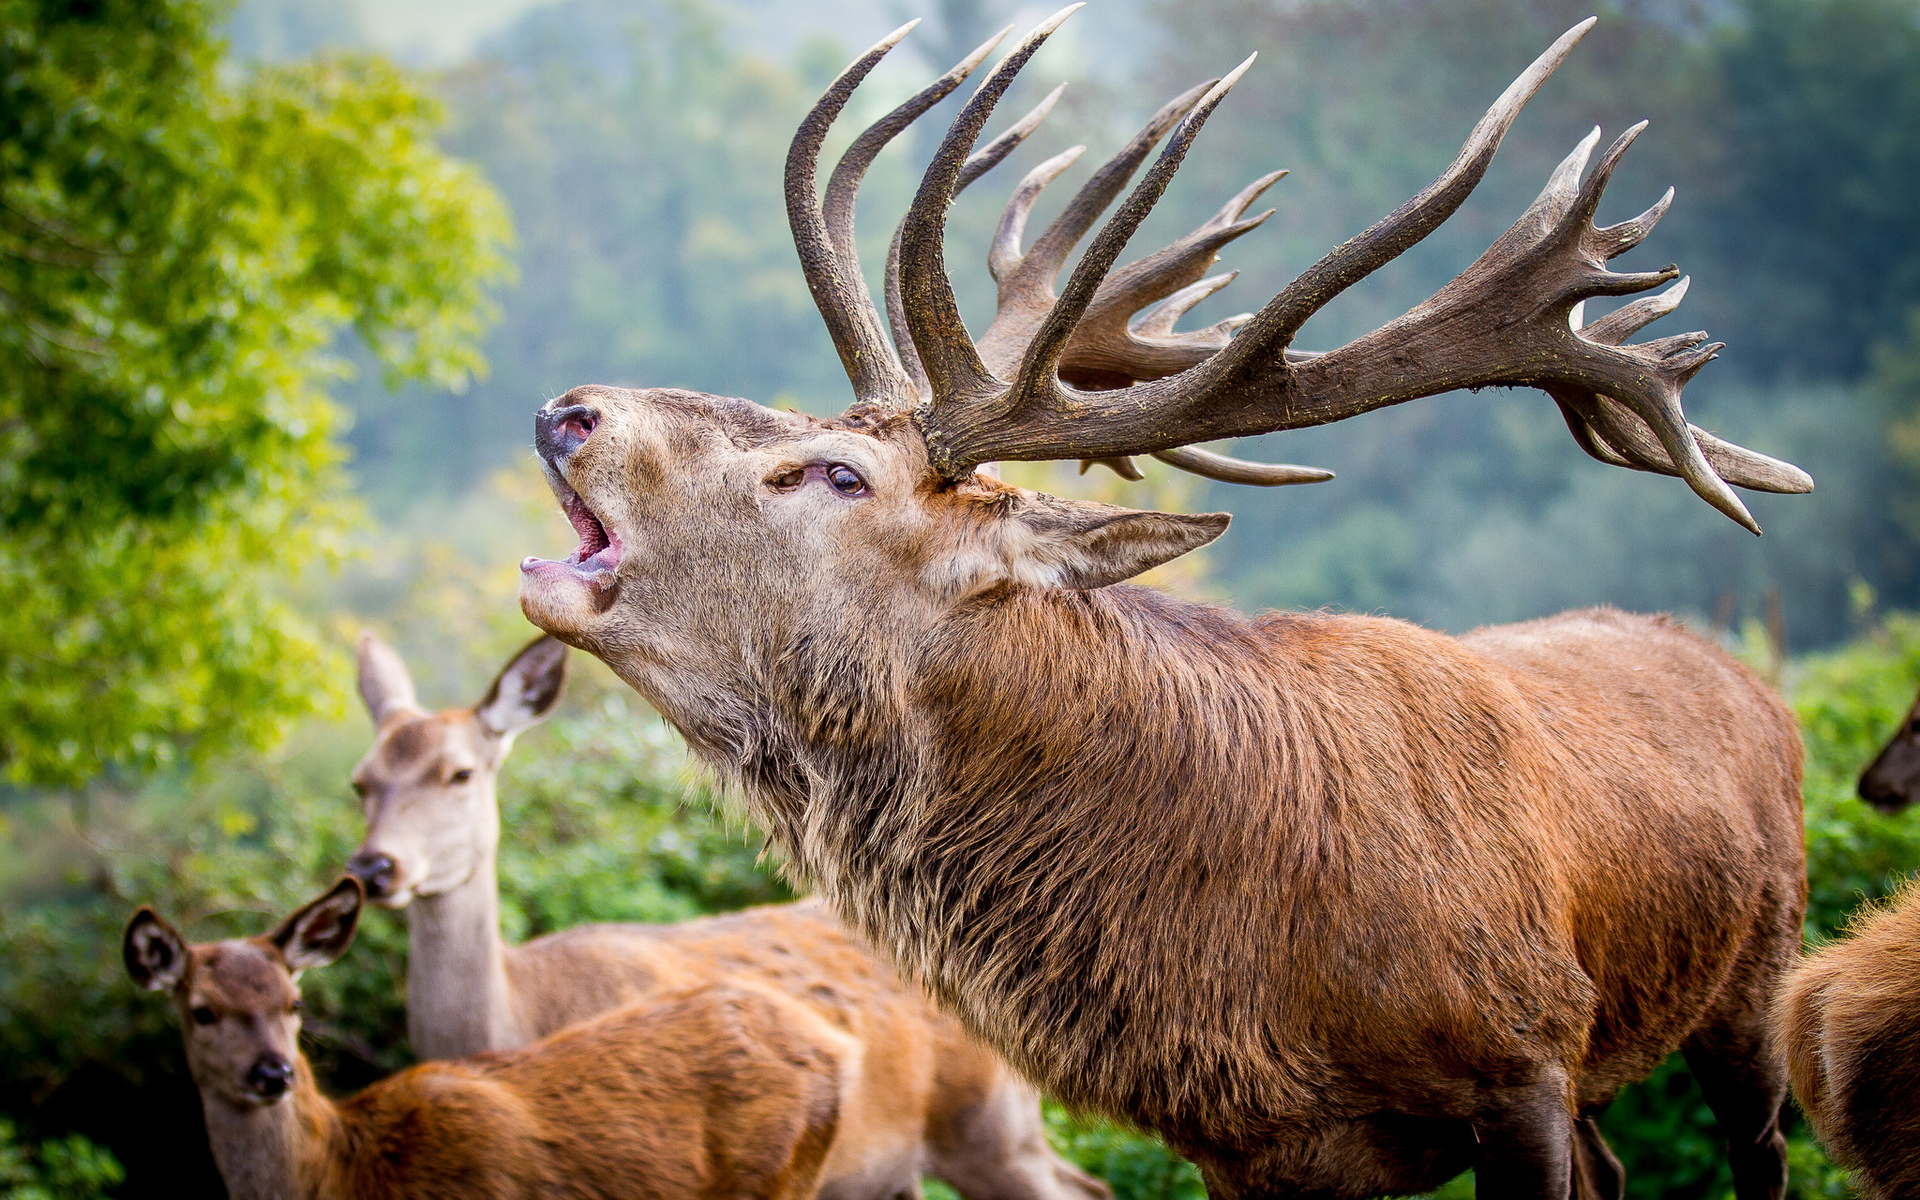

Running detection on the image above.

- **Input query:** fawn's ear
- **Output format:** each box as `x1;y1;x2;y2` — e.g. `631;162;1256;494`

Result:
124;908;189;992
269;878;363;973
475;635;568;738
995;493;1230;590
357;632;419;726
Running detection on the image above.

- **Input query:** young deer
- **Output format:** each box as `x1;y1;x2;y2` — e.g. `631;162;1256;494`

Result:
1772;880;1920;1200
516;13;1812;1200
124;878;846;1200
347;631;1107;1200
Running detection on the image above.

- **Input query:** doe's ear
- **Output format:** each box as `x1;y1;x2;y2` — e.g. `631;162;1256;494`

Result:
357;632;419;726
269;878;363;973
125;908;189;992
475;635;568;738
1001;494;1230;590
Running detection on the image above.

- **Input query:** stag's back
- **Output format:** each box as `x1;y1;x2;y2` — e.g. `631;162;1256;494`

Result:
1773;883;1920;1200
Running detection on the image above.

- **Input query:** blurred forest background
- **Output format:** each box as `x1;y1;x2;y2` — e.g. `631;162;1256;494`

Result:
5;0;1920;1196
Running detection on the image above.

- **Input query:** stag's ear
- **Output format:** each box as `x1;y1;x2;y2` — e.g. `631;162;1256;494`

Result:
269;878;363;973
475;635;568;738
357;632;419;726
998;495;1230;590
125;908;189;992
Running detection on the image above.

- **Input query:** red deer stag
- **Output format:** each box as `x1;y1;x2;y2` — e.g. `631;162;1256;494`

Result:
1856;684;1920;812
516;12;1812;1200
124;878;845;1200
1773;880;1920;1200
346;631;1109;1200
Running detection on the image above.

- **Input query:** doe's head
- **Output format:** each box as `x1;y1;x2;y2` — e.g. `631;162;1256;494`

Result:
346;632;568;906
123;879;362;1110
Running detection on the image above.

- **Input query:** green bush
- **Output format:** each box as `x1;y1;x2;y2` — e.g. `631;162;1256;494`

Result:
0;1119;121;1200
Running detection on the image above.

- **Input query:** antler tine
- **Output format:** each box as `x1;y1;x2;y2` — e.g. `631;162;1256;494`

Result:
885;85;1068;399
1151;446;1335;486
879;86;1067;403
822;25;1013;269
1550;279;1814;496
1079;444;1335;487
1000;54;1258;420
998;82;1214;306
787;21;922;406
1059;169;1285;385
898;4;1085;414
960;82;1065;192
1137;14;1590;381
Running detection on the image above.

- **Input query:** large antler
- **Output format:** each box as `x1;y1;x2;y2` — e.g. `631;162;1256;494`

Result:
794;10;1811;530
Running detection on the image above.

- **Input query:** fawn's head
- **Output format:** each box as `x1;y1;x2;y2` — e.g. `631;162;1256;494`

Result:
124;879;361;1110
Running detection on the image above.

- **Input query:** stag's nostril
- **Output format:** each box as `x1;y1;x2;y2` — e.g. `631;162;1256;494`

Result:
535;404;600;463
346;851;397;898
247;1056;292;1099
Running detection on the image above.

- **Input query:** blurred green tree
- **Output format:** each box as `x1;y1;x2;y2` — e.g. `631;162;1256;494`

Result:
0;0;510;787
1705;0;1920;380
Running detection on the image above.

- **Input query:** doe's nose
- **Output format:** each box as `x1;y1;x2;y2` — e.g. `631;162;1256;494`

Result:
345;850;397;898
247;1055;293;1099
535;404;599;463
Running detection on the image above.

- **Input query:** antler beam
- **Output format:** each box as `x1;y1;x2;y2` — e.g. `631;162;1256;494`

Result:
794;10;1811;530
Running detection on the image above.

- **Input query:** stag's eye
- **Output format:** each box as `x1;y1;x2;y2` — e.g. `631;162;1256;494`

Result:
449;769;473;785
290;999;303;1014
826;464;868;497
191;1006;217;1026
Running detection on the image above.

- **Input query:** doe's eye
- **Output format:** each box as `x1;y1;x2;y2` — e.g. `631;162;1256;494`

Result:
290;999;303;1014
826;464;868;497
449;769;473;785
191;1006;216;1026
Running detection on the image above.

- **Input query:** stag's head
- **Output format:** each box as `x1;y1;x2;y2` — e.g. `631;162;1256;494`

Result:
346;633;567;905
123;879;361;1109
520;8;1810;742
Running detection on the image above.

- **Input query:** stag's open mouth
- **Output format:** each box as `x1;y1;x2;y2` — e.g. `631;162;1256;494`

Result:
521;474;622;588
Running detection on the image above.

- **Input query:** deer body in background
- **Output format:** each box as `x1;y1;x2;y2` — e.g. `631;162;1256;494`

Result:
123;879;846;1200
1773;881;1920;1200
347;633;1107;1200
516;13;1813;1200
1772;697;1920;1199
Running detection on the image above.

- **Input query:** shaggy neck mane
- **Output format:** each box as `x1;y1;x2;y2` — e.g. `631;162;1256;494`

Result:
715;582;1550;1147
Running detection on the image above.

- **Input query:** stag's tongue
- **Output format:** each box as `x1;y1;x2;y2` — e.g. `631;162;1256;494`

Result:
562;491;611;566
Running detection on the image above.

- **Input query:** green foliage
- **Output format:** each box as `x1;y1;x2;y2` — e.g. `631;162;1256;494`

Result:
0;1120;120;1200
1707;0;1920;379
0;0;509;786
1042;1105;1206;1200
